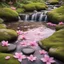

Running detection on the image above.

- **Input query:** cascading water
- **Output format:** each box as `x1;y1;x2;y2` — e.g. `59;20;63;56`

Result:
24;15;29;21
39;12;44;21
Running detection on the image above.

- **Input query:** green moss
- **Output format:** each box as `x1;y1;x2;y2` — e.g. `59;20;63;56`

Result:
0;24;6;29
0;8;18;18
47;6;64;24
0;53;20;64
0;8;19;21
0;29;17;42
23;2;47;12
0;18;4;23
55;25;64;30
16;8;25;13
40;29;64;50
49;46;64;62
48;0;59;4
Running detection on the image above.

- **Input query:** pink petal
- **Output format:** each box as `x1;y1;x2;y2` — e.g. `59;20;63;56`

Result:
46;62;51;64
5;56;10;60
41;58;47;62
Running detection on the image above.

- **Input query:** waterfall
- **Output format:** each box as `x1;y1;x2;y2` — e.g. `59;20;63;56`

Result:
39;12;44;21
24;15;29;21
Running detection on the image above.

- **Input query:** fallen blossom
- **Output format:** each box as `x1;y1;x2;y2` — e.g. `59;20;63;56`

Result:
21;35;26;40
29;41;38;46
13;52;26;62
27;55;37;61
59;22;64;25
20;42;27;47
5;56;10;60
39;50;47;55
17;30;23;35
1;40;10;47
11;6;16;10
41;55;55;64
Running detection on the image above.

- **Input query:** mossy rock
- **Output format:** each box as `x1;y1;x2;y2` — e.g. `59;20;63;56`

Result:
0;44;16;53
16;8;25;13
55;25;64;30
47;0;59;4
40;29;64;51
47;6;64;24
0;18;4;23
49;46;64;62
0;8;19;21
0;53;20;64
0;29;17;42
22;2;47;12
0;24;6;29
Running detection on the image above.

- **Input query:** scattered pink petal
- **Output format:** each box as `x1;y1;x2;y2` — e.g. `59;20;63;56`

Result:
11;6;16;10
20;42;28;47
58;22;64;25
21;35;26;40
13;52;26;62
29;41;38;46
27;55;37;61
39;50;47;55
17;30;23;35
5;56;10;60
1;40;10;47
41;55;55;64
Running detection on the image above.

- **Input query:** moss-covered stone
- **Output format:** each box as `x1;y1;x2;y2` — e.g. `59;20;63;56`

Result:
49;46;64;62
0;24;6;29
55;25;64;30
47;0;59;4
47;6;64;24
16;8;25;13
23;2;47;12
40;29;64;50
0;18;4;23
0;53;20;64
0;29;17;42
0;8;19;21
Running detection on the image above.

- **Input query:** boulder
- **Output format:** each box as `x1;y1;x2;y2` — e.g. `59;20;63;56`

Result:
47;6;64;24
0;29;17;42
40;29;64;50
0;8;19;21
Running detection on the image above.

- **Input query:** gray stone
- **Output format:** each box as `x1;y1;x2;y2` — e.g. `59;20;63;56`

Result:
21;47;35;55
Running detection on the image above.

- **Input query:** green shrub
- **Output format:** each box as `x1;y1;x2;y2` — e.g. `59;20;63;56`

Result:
0;53;20;64
40;29;64;50
16;8;25;13
47;6;64;24
0;29;17;42
23;2;47;12
48;0;59;4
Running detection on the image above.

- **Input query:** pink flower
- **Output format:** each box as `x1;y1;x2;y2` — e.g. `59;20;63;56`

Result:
29;41;38;46
5;56;10;60
21;35;26;40
17;30;23;35
13;52;26;62
27;55;37;61
11;6;16;10
41;55;55;64
47;22;56;27
59;22;64;25
39;50;47;55
20;42;27;47
1;40;10;47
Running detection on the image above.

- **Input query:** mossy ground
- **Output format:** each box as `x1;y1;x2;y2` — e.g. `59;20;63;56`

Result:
0;53;20;64
48;0;59;4
47;6;64;24
40;29;64;50
0;29;17;42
